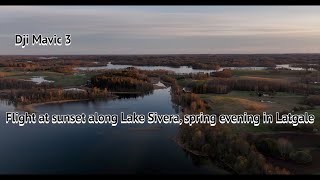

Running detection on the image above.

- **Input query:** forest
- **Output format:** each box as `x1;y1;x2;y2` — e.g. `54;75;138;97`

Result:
185;77;317;95
2;87;109;105
162;75;290;174
1;54;320;71
91;68;154;93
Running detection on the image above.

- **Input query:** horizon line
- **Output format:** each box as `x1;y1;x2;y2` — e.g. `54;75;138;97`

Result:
1;52;320;56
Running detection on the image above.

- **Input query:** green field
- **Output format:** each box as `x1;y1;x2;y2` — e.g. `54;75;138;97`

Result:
294;108;320;127
232;69;309;83
311;84;320;89
200;91;307;114
232;69;309;77
199;91;313;133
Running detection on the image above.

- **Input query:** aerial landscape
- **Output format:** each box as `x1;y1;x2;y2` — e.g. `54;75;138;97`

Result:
0;6;320;175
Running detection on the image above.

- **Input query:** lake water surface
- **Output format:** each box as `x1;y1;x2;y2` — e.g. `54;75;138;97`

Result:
75;62;269;74
0;88;227;174
76;62;319;73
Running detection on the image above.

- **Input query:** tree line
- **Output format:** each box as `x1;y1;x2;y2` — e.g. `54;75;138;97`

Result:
186;77;317;95
0;78;53;90
6;87;109;105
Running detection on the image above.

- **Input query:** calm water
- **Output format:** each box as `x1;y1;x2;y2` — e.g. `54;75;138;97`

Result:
275;64;317;71
29;76;54;84
0;88;227;174
75;62;269;74
77;62;320;73
75;62;221;74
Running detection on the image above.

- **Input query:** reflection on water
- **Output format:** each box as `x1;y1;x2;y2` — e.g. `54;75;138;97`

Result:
29;76;54;84
75;62;272;74
75;62;220;74
0;88;226;174
76;62;320;74
275;64;317;71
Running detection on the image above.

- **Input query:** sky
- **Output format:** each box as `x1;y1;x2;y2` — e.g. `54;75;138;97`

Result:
0;6;320;55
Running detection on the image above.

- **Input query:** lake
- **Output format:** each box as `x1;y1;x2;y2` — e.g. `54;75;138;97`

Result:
275;64;317;71
29;76;54;84
75;62;269;74
76;62;320;74
0;88;227;174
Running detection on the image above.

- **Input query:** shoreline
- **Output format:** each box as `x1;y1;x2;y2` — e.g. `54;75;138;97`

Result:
172;136;209;157
10;88;166;113
15;96;118;113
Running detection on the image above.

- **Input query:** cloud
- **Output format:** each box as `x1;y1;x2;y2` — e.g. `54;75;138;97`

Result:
0;6;320;54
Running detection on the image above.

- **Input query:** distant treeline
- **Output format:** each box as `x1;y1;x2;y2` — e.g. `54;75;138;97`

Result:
0;54;320;70
186;77;317;95
107;54;320;70
91;68;154;93
0;78;53;90
6;87;109;105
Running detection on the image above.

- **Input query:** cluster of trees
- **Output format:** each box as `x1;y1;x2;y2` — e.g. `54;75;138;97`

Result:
186;77;317;95
160;75;177;85
304;95;320;106
160;75;206;113
300;71;320;84
8;87;109;105
0;78;53;90
0;72;6;77
255;138;312;164
0;61;40;68
91;68;153;93
52;66;75;73
0;55;319;71
0;56;103;72
178;124;289;174
191;63;221;70
211;69;232;78
161;75;290;174
191;73;210;80
106;54;320;69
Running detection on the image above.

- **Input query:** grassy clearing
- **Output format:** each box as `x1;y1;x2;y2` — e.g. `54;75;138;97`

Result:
203;95;268;114
235;76;287;82
232;69;309;77
311;84;320;89
201;91;307;115
200;91;310;133
177;79;207;87
177;78;191;87
231;70;271;76
232;69;308;82
294;108;320;127
53;73;98;87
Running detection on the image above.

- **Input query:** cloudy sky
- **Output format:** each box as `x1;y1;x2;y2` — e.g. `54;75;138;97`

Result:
1;6;320;54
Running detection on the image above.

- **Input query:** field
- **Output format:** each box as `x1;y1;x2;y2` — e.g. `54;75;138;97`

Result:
200;91;312;133
294;108;320;127
200;91;307;114
232;69;309;82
